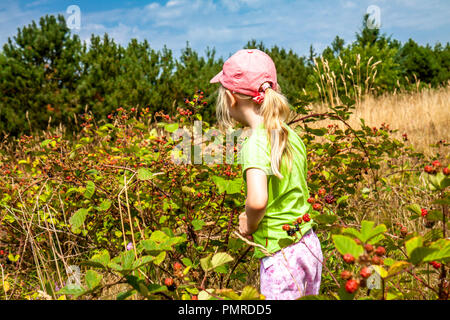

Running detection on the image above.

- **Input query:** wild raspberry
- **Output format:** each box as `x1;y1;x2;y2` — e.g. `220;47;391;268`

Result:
364;244;374;253
360;267;371;279
296;217;303;224
424;165;433;173
164;278;174;286
443;167;449;175
282;224;291;231
421;208;428;217
173;262;183;270
191;295;198;300
313;203;322;211
354;238;362;245
400;226;408;236
432;160;441;168
430;261;441;269
371;255;384;265
324;194;335;204
318;188;326;196
302;213;311;222
287;229;296;236
375;246;386;256
345;279;359;293
307;197;315;204
340;270;352;280
343;253;355;264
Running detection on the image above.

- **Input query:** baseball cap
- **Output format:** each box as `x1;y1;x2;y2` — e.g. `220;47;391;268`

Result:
209;49;278;103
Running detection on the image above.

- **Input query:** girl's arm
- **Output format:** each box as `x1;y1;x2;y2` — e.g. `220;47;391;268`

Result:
239;168;268;236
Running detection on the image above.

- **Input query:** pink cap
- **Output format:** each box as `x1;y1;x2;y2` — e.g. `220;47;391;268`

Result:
209;49;278;104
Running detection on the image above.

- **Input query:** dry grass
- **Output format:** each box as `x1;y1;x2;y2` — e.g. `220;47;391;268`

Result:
309;86;450;156
307;56;450;156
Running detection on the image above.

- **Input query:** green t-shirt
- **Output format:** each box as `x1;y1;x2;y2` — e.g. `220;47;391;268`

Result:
239;122;315;259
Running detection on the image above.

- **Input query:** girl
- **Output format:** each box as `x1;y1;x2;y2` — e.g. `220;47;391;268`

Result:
210;49;323;300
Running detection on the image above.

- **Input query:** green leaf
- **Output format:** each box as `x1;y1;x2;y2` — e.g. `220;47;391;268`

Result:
278;237;294;249
69;208;89;231
85;270;102;290
405;236;423;257
211;176;243;194
409;247;438;265
211;252;233;270
387;261;410;277
56;285;85;298
313;214;337;225
406;204;422;215
191;219;205;231
359;220;387;243
332;235;364;258
239;286;261;300
200;254;213;272
83;181;95;199
164;123;179;133
137;168;153;181
95;199;112;211
90;250;110;267
422;239;450;263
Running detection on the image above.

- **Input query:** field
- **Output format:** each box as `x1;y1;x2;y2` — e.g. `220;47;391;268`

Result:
0;63;449;301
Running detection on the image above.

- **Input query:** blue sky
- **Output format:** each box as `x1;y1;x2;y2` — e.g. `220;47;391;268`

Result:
1;0;449;61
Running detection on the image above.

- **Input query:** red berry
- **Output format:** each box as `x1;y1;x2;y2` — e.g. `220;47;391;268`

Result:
430;261;441;269
340;270;352;280
318;188;326;196
375;246;386;256
313;203;322;211
364;244;374;253
282;224;291;231
432;160;441;168
345;279;359;293
421;208;428;217
173;262;183;270
400;226;408;236
307;197;315;204
302;213;311;222
360;267;371;279
443;167;450;175
371;255;384;265
164;278;174;286
343;253;355;264
296;217;303;224
192;295;198;300
354;238;362;245
424;165;433;173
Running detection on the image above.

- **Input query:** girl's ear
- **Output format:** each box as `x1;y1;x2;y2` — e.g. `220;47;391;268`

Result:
225;89;237;108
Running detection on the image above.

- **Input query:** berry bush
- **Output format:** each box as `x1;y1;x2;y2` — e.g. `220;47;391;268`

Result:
0;88;449;300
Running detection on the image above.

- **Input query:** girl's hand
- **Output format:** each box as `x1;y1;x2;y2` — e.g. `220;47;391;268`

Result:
238;212;253;240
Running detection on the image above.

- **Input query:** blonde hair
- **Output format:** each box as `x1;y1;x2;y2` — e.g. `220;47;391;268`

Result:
215;83;293;179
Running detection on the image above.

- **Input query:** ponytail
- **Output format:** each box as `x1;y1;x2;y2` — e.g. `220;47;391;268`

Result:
259;84;293;179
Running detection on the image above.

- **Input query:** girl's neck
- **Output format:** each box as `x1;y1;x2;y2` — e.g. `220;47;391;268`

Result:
239;105;264;130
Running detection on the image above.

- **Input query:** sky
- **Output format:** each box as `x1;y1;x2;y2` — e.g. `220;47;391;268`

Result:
1;0;449;61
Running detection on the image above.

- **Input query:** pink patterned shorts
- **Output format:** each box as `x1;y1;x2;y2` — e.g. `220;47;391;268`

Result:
259;230;323;300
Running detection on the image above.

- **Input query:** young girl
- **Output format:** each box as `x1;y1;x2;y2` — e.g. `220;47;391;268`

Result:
210;49;323;300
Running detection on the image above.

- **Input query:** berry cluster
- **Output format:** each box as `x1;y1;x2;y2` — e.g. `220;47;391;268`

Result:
282;214;311;236
307;188;336;214
341;241;386;294
424;160;449;175
429;261;442;269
